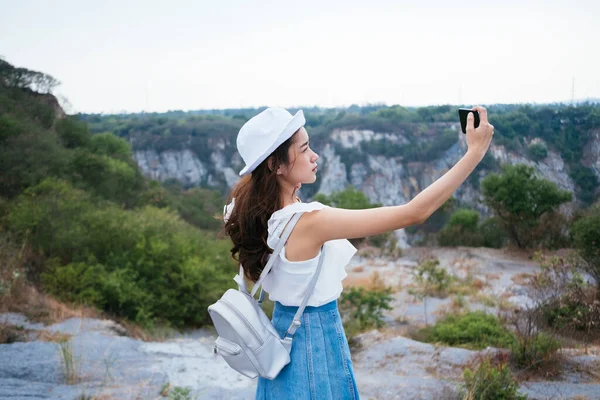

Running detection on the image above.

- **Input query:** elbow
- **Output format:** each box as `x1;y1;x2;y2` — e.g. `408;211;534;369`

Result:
405;202;428;226
413;213;427;225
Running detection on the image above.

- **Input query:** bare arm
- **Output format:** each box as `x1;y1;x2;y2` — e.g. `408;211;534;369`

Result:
302;106;495;244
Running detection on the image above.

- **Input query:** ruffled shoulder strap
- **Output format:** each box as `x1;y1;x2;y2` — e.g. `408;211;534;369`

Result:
267;201;328;249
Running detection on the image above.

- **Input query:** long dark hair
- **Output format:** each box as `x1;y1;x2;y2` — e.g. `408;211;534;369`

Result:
224;133;297;282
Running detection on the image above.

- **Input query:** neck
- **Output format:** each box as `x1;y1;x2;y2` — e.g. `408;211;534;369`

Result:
278;179;299;208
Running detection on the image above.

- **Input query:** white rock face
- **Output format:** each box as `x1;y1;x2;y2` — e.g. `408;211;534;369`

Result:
318;143;348;195
363;155;409;206
211;151;240;188
134;149;207;186
331;129;409;148
131;124;595;218
490;144;576;194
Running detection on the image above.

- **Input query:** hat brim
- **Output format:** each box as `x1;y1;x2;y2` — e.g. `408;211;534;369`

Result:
239;110;306;176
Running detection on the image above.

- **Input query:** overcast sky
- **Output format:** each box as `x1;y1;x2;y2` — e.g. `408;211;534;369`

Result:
1;0;598;114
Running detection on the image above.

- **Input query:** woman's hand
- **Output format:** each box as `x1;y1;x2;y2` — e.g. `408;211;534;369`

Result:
466;105;494;159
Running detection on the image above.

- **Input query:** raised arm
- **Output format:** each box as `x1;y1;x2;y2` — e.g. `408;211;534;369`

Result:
303;106;494;244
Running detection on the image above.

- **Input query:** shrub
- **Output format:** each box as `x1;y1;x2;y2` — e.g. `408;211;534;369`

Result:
438;209;484;247
339;286;392;341
418;311;514;350
8;178;234;327
462;358;527;400
479;217;508;248
527;142;548;161
411;259;454;297
571;205;600;288
510;331;561;369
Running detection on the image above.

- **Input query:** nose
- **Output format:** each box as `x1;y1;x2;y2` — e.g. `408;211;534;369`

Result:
312;151;319;162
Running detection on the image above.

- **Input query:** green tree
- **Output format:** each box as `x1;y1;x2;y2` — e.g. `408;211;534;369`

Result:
481;164;572;248
571;204;600;288
313;186;381;210
438;209;483;247
527;142;548;161
89;132;133;159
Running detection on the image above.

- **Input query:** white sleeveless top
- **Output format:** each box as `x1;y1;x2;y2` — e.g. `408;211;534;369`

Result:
261;201;357;307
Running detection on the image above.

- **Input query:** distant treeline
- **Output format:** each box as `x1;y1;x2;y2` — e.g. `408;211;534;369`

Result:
80;102;600;205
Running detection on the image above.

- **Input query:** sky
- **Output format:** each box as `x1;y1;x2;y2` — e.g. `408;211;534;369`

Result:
1;0;599;114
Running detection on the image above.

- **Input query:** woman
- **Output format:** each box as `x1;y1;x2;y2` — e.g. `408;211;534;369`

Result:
223;106;494;399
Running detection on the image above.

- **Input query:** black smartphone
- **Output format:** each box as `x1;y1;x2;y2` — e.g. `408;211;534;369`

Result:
458;108;480;134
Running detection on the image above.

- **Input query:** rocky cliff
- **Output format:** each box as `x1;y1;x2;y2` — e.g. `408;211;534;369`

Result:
133;122;599;215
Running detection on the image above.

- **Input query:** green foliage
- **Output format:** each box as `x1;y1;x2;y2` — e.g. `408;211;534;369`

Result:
1;58;60;93
569;165;599;205
571;204;600;287
69;149;146;207
0;111;70;198
339;286;393;340
167;386;197;400
314;186;380;210
55;117;92;149
438;209;483;247
419;312;515;350
527;142;548;161
481;164;572;248
438;210;508;248
164;187;224;230
510;332;561;369
411;259;454;297
89;132;133;159
479;217;508;248
7;178;234;327
462;359;527;400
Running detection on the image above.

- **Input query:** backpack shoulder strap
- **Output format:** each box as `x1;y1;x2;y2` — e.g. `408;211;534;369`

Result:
249;212;303;297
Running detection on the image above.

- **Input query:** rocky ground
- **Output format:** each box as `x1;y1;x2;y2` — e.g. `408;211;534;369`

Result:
1;247;599;400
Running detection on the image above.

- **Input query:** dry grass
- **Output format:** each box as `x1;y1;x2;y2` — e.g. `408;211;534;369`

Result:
37;330;72;343
1;235;99;325
343;271;389;291
511;272;534;286
471;278;486;290
5;284;100;325
351;265;365;273
472;293;498;308
485;273;501;281
0;323;29;343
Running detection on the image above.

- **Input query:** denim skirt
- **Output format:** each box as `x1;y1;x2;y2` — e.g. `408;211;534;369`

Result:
255;300;360;400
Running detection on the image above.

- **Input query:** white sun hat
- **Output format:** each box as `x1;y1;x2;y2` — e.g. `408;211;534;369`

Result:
237;107;305;176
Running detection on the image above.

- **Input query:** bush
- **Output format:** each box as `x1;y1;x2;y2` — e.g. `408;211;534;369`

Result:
479;217;508;248
438;209;484;247
462;358;527;400
339;286;392;341
418;311;515;350
7;178;234;327
411;259;454;297
527;142;548;161
510;331;561;369
571;205;600;288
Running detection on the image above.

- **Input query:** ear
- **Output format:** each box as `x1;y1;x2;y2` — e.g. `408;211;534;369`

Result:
267;157;275;172
268;157;284;175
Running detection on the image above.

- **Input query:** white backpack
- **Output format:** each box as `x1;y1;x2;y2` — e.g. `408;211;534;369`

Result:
208;212;324;380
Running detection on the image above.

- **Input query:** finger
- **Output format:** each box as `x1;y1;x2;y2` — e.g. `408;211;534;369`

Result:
466;111;474;132
472;105;488;124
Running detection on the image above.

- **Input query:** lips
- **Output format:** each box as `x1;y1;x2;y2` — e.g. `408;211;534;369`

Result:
312;165;318;172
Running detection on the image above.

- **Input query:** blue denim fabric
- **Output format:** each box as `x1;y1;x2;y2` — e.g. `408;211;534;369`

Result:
255;300;360;400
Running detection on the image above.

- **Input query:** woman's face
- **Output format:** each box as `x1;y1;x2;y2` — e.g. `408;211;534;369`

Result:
279;127;319;185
